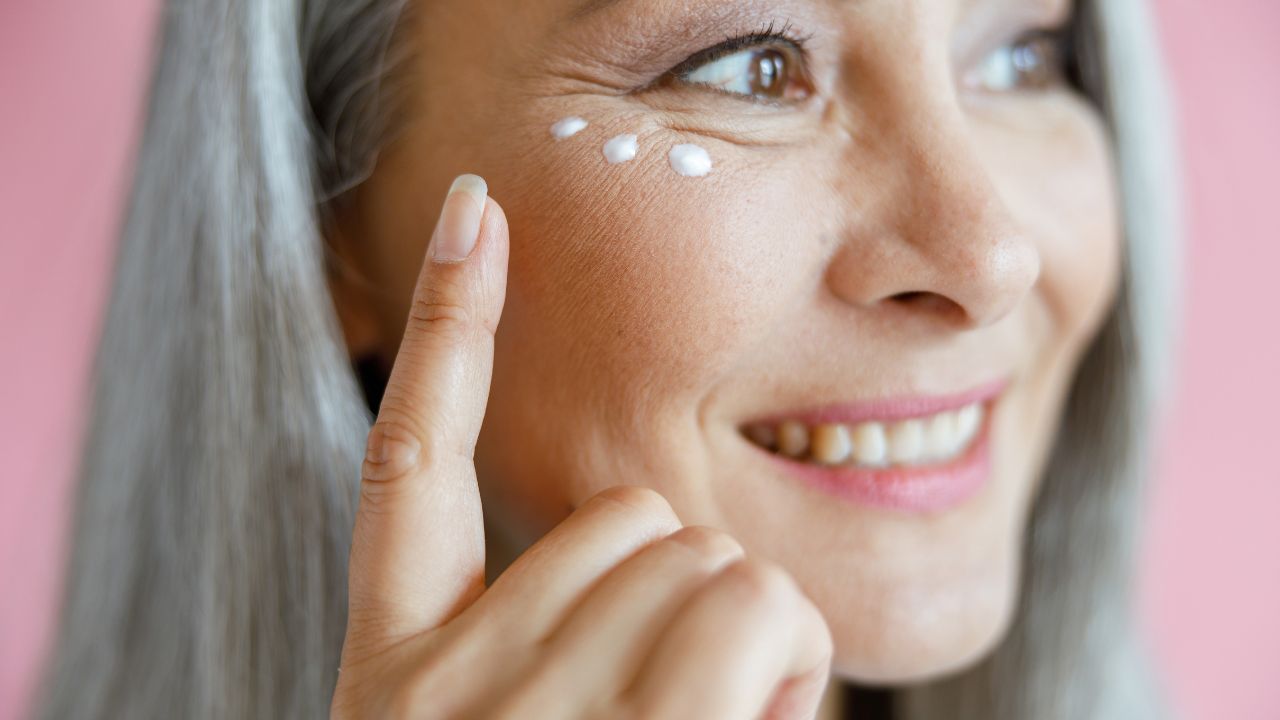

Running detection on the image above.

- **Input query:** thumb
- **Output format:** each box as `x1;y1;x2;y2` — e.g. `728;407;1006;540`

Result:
345;174;509;650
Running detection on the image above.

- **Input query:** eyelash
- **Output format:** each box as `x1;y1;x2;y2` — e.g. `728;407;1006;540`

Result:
660;20;1076;104
669;21;813;79
661;21;815;104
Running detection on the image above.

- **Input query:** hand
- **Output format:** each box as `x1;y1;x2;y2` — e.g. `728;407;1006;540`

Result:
331;174;834;719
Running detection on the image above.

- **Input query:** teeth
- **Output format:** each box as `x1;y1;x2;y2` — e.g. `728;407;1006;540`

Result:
887;419;925;465
923;411;958;461
851;422;888;466
745;402;985;468
777;420;810;458
956;404;981;444
811;424;853;465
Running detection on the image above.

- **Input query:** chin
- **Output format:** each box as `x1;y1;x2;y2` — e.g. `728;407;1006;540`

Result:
827;567;1020;686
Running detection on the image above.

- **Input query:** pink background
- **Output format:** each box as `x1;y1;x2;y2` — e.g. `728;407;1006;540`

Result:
1;1;1277;718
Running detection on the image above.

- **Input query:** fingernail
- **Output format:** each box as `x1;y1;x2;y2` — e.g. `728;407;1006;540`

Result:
429;174;488;262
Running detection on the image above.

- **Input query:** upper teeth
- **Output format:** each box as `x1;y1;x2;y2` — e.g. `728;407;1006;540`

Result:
744;403;984;468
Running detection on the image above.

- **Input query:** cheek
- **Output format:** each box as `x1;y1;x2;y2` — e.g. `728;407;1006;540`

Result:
1042;139;1121;348
482;115;817;421
983;98;1122;350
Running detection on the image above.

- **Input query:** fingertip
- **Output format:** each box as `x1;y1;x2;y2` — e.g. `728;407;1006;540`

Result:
429;174;488;263
449;173;488;207
479;195;509;252
475;195;511;324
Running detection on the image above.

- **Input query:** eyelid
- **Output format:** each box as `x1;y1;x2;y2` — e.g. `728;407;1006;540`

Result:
654;25;815;105
670;32;809;80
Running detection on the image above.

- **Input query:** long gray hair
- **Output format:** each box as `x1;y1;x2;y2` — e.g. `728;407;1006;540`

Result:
37;0;1182;717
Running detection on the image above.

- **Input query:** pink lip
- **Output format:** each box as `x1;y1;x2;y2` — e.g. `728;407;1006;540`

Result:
745;377;1009;427
743;378;1008;514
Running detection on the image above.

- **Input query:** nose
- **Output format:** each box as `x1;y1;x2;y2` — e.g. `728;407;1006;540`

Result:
824;110;1041;331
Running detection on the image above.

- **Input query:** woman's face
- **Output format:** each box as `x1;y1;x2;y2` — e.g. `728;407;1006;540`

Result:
338;0;1120;683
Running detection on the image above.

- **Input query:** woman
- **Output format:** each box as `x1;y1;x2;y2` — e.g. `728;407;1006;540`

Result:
38;0;1182;716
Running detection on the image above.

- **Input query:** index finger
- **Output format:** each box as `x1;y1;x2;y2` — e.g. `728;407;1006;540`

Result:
345;174;509;648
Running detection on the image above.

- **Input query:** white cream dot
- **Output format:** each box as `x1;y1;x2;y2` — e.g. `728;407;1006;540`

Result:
669;143;712;177
550;116;588;139
603;134;638;164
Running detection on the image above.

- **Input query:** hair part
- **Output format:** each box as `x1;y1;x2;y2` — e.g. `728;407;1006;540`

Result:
38;0;1180;717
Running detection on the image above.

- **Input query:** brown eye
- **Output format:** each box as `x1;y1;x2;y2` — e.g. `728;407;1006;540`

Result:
681;45;811;101
968;32;1066;92
752;49;786;95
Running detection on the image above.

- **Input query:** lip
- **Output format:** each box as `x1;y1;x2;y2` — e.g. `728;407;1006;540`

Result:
742;377;1009;427
740;377;1009;514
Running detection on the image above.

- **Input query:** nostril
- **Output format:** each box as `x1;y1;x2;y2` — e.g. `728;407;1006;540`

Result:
887;291;968;325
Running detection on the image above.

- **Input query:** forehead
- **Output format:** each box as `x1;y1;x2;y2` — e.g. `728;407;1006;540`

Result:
565;0;1069;23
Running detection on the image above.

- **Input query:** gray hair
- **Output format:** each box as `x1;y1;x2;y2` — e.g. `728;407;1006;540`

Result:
37;0;1182;718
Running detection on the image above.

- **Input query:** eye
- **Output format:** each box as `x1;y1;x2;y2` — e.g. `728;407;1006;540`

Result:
679;44;812;102
968;31;1067;92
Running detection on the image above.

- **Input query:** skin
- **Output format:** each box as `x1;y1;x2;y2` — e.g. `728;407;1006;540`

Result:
329;0;1121;714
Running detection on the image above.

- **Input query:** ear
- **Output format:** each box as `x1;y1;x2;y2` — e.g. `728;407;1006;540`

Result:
325;208;384;363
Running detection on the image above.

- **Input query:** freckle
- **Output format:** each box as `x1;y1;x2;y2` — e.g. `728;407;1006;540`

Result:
603;134;638;164
669;143;712;177
550;116;588;139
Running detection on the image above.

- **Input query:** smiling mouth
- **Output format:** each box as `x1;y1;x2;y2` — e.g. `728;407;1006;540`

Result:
735;379;1007;512
738;376;1005;463
741;401;986;468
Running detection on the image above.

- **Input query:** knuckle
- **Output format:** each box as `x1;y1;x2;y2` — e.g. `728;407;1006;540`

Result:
666;525;744;565
812;608;836;658
362;418;424;485
590;485;678;523
409;284;480;347
719;558;797;610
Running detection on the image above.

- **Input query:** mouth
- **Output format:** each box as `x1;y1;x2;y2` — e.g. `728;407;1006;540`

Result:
737;378;1008;513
